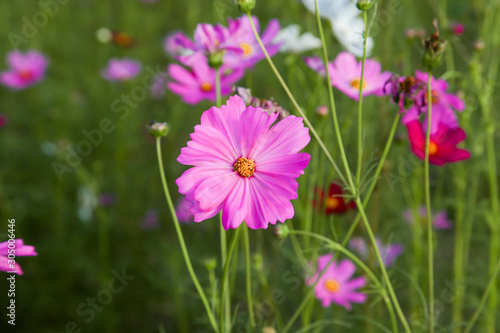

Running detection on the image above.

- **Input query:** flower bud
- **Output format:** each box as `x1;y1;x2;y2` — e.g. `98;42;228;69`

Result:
203;258;217;271
356;0;373;11
96;27;112;44
208;51;224;69
316;105;329;117
273;223;289;239
422;21;447;70
234;0;255;12
148;121;170;138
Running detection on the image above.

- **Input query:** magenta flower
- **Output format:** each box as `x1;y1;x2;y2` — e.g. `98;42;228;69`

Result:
101;58;142;81
305;52;391;100
349;237;403;267
0;239;37;275
450;22;465;36
167;53;244;104
402;71;465;134
224;15;281;69
0;50;48;90
403;206;453;230
306;255;367;309
176;196;194;223
406;119;470;166
175;95;311;230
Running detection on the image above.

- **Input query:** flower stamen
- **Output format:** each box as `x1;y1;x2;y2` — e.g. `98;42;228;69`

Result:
201;82;213;92
428;142;438;155
350;77;367;90
234;157;255;178
240;42;253;56
324;279;340;293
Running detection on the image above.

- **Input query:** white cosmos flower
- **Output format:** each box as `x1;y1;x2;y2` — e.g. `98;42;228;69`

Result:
299;0;373;57
274;24;322;54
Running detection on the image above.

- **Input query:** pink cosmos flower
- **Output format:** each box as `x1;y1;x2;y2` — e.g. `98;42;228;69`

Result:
167;53;244;104
402;71;465;134
175;95;311;230
349;237;403;267
406;119;470;166
0;239;37;275
101;58;142;81
450;22;465;36
224;15;281;69
176;197;194;223
403;206;453;230
306;254;367;309
305;52;391;100
0;50;48;90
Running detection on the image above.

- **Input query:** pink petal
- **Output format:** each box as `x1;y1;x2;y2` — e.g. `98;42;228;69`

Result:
221;178;247;230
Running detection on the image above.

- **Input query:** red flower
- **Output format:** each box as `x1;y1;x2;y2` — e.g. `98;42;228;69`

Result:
406;119;470;166
315;182;356;215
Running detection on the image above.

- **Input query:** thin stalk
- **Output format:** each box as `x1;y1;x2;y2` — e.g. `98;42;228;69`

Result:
464;257;500;333
219;228;240;333
156;138;218;332
355;10;369;188
424;72;435;333
342;114;401;246
215;67;222;107
243;227;256;328
245;11;347;187
313;0;355;192
355;197;412;333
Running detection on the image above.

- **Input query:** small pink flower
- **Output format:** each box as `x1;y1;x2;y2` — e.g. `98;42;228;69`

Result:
306;254;367;309
0;114;7;128
176;197;194;223
349;237;403;267
167;53;244;104
305;52;392;100
175;95;311;230
139;209;159;230
0;239;37;275
450;22;465;36
0;50;48;90
406;119;470;166
101;58;142;81
402;71;465;134
150;72;169;98
403;206;453;230
316;105;329;116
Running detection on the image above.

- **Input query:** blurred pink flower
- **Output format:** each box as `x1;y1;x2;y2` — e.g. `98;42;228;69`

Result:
305;52;391;100
139;209;160;230
175;197;194;223
306;255;367;309
0;50;48;90
403;206;453;230
349;237;403;267
406;119;470;166
450;22;465;36
101;58;142;81
150;72;169;98
175;95;310;230
0;114;7;128
402;71;465;134
0;239;37;275
167;53;244;104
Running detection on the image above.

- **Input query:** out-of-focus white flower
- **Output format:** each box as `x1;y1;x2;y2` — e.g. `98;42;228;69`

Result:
299;0;373;57
274;24;322;54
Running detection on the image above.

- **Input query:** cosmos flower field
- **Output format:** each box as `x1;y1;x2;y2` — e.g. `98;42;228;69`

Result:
1;0;499;332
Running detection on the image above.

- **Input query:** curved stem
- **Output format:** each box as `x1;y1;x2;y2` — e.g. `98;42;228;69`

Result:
245;11;347;187
243;227;256;328
313;0;355;192
424;72;435;333
219;229;240;332
355;10;369;188
155;138;219;332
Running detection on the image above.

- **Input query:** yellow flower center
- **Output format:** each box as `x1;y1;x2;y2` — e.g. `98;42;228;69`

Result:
324;279;340;293
326;197;341;210
201;82;213;92
431;90;440;104
234;157;255;178
350;77;367;90
240;42;253;56
428;142;438;155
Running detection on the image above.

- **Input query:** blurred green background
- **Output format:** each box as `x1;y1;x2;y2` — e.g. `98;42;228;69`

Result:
0;0;495;332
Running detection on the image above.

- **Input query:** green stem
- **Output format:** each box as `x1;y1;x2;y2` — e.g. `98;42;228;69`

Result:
464;257;500;333
215;67;222;107
341;114;401;246
355;9;369;188
243;227;255;328
424;72;435;333
155;138;218;332
355;197;412;333
219;228;240;333
245;11;347;187
313;0;355;192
